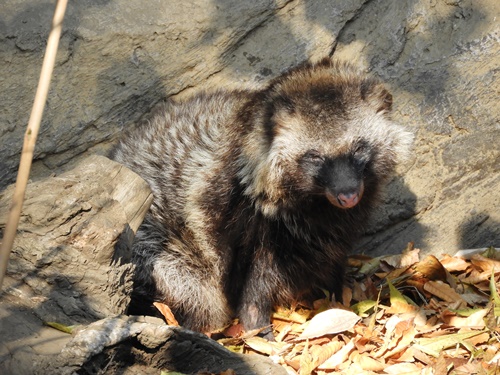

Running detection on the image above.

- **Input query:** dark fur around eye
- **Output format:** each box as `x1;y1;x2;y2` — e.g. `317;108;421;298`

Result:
299;150;324;179
351;141;372;170
301;150;324;164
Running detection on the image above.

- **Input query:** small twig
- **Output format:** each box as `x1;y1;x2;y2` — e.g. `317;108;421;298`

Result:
0;0;68;289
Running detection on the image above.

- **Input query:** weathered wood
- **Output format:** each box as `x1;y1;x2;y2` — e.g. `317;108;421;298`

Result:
35;315;287;375
0;154;153;325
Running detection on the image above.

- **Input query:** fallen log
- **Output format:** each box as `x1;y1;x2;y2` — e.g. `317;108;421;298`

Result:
0;154;153;325
36;315;287;375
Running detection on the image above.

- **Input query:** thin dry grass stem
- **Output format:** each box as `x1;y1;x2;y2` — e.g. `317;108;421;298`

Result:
0;0;68;289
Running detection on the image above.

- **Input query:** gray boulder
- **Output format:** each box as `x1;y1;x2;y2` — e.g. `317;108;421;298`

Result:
0;0;498;257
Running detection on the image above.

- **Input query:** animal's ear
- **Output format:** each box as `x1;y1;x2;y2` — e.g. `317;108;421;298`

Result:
361;81;393;114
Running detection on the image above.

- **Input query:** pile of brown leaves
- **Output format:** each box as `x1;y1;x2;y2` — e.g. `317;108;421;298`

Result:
214;245;500;375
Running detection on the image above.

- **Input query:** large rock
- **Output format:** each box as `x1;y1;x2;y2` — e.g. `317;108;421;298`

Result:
0;0;498;257
333;0;500;256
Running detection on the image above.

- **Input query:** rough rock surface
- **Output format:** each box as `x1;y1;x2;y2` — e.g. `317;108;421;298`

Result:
333;0;500;257
1;0;498;257
1;0;498;256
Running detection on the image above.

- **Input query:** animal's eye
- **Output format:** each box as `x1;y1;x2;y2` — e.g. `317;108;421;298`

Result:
353;142;371;160
302;150;324;164
353;143;367;156
351;142;371;170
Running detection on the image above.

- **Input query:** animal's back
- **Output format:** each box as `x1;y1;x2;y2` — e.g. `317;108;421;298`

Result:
113;91;245;218
112;91;248;330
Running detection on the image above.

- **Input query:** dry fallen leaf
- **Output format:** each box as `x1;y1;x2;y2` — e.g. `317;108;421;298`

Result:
423;280;466;305
381;246;420;269
350;351;386;372
243;336;286;355
405;255;448;292
298;309;360;340
308;340;344;369
440;254;470;272
385;279;418;314
383;321;417;359
441;308;487;328
213;247;500;374
318;340;355;370
383;362;423;374
413;330;487;357
153;301;179;326
470;254;500;273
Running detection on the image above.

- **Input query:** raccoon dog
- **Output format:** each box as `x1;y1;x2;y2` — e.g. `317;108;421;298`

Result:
112;58;413;336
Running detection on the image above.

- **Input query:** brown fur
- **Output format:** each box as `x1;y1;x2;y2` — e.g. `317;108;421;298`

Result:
111;58;413;335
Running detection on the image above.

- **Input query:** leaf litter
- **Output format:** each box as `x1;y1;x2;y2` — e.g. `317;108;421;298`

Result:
200;245;500;375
